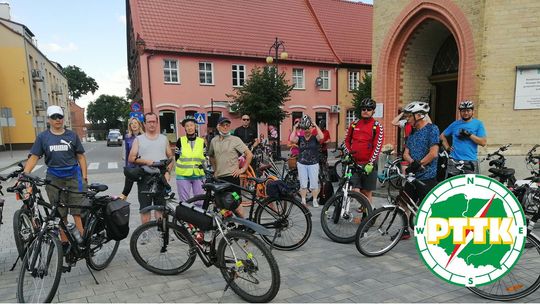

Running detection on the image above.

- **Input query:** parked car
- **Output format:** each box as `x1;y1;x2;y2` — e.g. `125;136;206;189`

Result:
107;131;122;147
88;136;96;142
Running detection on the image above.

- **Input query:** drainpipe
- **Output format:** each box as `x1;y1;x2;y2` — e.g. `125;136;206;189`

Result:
146;52;154;113
334;67;339;151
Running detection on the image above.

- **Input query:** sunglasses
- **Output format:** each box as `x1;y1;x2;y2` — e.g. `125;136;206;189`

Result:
49;114;64;120
242;118;250;121
361;108;374;112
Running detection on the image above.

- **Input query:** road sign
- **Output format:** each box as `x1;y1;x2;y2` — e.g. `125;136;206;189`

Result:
130;102;142;112
194;112;206;124
130;112;144;121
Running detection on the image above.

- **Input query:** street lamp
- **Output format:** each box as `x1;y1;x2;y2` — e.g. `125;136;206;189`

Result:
266;37;288;160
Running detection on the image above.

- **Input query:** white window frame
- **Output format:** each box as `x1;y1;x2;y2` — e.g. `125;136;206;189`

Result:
163;59;179;84
346;109;356;128
348;70;360;91
199;62;214;85
292;68;305;89
319;69;330;90
232;64;246;87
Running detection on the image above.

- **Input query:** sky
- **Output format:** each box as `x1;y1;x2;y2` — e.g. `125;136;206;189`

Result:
3;0;373;110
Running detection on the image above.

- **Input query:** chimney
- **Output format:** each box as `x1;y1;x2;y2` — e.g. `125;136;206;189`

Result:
0;2;10;20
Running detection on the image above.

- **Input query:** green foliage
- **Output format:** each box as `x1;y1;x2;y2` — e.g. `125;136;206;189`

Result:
87;95;130;130
351;73;372;116
227;66;294;125
62;65;99;101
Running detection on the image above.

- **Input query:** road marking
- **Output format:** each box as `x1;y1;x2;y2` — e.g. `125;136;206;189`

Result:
108;162;118;169
88;163;99;170
31;165;43;173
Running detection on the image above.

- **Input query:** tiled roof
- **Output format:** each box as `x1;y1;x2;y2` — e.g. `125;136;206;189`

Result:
307;0;372;64
131;0;372;65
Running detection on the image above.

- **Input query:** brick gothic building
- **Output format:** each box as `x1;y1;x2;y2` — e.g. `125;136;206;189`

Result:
69;101;86;140
372;0;540;154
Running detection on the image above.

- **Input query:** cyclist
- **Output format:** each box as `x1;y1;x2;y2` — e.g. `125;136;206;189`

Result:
175;116;206;204
119;117;144;200
440;100;487;176
402;101;440;239
23;105;88;243
128;112;174;224
233;114;260;149
345;97;384;204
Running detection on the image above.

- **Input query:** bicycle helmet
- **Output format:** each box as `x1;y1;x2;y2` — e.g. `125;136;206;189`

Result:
360;97;376;110
403;101;430;114
215;191;241;211
458;100;474;110
181;115;197;127
298;115;312;130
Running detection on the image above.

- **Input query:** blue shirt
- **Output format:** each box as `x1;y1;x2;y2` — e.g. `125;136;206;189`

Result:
443;118;486;161
124;134;137;168
406;124;440;180
30;129;84;168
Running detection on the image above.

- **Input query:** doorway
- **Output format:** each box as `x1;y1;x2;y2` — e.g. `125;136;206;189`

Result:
159;110;176;143
432;80;457;131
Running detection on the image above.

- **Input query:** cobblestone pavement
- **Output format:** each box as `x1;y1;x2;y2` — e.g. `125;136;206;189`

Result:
1;171;539;303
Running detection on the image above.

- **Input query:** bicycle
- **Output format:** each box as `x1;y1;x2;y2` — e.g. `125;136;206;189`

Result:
0;165;23;228
439;149;477;179
480;143;515;186
320;152;372;243
377;147;406;201
16;173;122;303
186;167;312;251
129;179;281;303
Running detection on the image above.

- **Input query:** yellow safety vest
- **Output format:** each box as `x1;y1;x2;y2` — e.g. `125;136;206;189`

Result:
175;136;205;177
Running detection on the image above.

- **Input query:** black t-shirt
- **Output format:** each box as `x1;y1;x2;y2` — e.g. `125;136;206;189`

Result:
233;126;257;145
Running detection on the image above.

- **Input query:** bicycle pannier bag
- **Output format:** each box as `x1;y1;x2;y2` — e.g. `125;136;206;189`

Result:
176;202;214;231
328;165;339;183
104;199;130;241
266;180;290;199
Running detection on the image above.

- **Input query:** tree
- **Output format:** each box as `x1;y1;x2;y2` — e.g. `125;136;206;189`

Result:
227;66;294;125
62;65;99;101
351;73;372;116
87;95;130;130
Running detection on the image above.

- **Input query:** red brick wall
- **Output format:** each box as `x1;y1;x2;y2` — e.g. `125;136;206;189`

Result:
69;101;86;140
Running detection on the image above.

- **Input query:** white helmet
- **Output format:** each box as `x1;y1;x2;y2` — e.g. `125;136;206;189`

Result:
298;115;312;129
404;101;430;114
458;100;474;110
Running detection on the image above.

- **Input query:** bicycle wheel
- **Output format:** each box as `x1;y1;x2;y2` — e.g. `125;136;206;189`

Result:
320;191;372;243
254;197;312;250
355;206;407;257
468;234;540;301
17;231;62;303
217;230;280;303
130;220;196;275
86;219;120;271
13;208;35;258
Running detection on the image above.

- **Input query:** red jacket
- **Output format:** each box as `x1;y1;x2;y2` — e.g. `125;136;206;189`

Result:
345;118;384;165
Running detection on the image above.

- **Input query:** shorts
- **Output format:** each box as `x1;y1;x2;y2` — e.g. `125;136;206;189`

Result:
45;174;88;218
297;162;319;190
138;175;166;212
350;164;378;191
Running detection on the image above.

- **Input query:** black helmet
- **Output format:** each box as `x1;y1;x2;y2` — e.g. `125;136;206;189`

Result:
360;97;376;110
298;115;312;130
215;191;241;211
181;116;197;127
458;100;474;110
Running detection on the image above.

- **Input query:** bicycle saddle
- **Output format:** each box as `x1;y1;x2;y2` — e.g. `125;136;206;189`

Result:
488;167;515;177
88;183;108;193
203;182;235;193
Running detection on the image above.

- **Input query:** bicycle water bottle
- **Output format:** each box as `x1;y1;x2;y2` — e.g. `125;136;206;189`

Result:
66;223;83;244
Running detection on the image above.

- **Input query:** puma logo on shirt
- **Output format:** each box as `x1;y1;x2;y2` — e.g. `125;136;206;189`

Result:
49;144;70;152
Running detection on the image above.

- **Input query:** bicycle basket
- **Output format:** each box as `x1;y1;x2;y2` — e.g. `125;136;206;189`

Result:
175;202;214;231
215;191;241;211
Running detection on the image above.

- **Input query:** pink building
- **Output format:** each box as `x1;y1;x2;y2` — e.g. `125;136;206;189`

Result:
126;0;372;145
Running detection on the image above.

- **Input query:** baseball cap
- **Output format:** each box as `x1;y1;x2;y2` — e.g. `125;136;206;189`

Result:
218;117;231;125
47;105;64;117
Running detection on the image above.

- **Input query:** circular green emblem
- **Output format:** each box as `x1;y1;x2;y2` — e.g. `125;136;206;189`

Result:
415;174;526;287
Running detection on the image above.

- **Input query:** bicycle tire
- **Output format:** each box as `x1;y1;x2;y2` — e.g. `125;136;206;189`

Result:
17;231;63;303
130;220;196;275
468;234;540;301
320;191;372;243
355;206;408;257
253;196;312;250
13;208;35;258
86;219;120;271
217;230;280;303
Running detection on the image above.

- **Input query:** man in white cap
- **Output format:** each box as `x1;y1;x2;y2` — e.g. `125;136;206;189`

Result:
24;105;88;246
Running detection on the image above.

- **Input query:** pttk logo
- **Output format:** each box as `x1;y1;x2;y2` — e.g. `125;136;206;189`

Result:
415;175;526;287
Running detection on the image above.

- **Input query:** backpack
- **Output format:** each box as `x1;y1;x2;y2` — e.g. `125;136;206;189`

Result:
104;199;130;241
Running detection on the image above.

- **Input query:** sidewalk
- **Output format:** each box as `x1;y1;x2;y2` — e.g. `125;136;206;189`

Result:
0;149;28;172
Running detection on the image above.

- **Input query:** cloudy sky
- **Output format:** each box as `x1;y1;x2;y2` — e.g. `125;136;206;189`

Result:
4;0;372;111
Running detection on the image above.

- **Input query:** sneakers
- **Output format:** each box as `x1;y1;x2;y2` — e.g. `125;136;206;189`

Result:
312;199;319;208
139;231;150;245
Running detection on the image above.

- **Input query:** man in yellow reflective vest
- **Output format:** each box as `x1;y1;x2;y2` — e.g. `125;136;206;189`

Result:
175;116;206;204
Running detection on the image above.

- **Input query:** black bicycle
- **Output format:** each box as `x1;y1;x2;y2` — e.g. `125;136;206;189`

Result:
15;173;122;303
130;179;281;303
